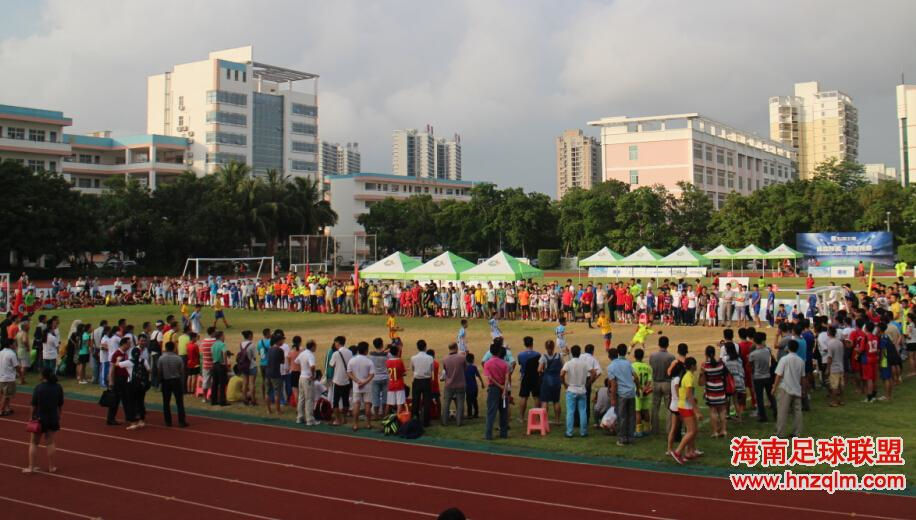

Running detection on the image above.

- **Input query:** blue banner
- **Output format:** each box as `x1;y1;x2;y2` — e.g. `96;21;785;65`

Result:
796;232;894;267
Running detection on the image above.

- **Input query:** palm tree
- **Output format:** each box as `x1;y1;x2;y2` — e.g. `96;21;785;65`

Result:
283;176;337;236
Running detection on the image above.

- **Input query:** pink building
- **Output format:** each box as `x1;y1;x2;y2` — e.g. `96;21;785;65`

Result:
588;113;796;209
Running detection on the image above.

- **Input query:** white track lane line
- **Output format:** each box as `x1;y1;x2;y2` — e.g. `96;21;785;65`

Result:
0;461;276;520
0;494;99;519
13;403;906;520
0;417;671;520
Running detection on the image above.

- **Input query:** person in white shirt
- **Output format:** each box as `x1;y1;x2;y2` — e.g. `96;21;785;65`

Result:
41;317;61;373
329;345;353;426
295;340;319;426
0;341;20;416
347;342;375;431
410;340;435;426
91;321;107;385
577;344;602;427
560;345;592;438
774;340;805;437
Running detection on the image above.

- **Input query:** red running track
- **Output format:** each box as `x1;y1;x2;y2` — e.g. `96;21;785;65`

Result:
0;394;911;520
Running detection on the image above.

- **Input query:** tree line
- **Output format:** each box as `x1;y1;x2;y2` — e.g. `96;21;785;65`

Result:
359;158;916;260
0;160;336;271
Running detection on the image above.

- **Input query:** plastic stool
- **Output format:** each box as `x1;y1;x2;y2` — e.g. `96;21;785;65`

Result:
527;408;550;436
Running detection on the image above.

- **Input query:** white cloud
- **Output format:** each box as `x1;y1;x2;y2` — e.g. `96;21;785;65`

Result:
1;0;914;194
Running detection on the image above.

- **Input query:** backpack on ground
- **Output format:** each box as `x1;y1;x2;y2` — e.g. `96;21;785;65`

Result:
314;398;332;421
382;414;401;436
399;418;424;439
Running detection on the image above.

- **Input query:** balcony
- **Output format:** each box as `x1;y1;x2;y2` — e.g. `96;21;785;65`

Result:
0;136;71;155
62;160;187;175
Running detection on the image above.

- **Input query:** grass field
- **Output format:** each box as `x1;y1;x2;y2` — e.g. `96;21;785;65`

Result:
33;300;916;482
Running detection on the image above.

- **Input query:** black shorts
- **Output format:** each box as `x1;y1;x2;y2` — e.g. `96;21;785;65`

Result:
333;383;352;410
521;305;529;312
78;353;90;364
907;343;916;353
616;305;625;311
187;366;201;375
519;376;540;398
507;303;517;312
563;305;572;313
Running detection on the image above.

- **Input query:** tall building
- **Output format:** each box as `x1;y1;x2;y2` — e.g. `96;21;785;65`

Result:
864;163;899;184
588;113;796;209
392;126;460;179
555;129;601;199
0;103;189;193
898;84;916;187
318;141;360;176
147;46;320;180
769;81;859;179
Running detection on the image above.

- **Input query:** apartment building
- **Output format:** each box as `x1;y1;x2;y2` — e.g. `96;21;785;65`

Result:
392;126;461;180
898;84;916;187
0;103;189;193
556;129;601;199
864;163;899;185
588;113;796;209
325;172;474;261
769;81;859;179
318;141;360;176
147;46;320;180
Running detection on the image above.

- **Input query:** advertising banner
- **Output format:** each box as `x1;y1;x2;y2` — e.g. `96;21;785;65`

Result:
796;232;894;268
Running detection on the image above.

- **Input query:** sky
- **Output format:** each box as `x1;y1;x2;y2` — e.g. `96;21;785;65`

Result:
2;0;914;195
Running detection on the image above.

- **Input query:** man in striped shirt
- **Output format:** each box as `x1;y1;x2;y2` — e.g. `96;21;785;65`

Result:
198;327;216;403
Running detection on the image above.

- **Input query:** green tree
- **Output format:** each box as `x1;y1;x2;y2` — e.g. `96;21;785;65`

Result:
611;186;672;253
811;157;867;190
666;181;714;250
358;198;408;254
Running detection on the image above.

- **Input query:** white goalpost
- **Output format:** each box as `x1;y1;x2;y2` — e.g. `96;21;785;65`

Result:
181;257;275;279
289;234;377;276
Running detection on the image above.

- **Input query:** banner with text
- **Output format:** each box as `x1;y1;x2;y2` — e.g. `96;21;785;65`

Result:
796;232;894;268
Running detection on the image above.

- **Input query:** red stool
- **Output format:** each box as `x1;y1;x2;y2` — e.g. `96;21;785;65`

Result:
526;408;550;436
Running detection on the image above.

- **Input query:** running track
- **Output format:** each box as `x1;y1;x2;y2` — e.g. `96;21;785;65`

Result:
0;394;911;519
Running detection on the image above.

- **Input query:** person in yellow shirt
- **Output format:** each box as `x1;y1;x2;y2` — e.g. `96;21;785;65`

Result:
180;303;190;329
213;298;230;328
256;284;266;310
671;357;701;464
369;287;381;315
386;309;403;341
596;309;613;351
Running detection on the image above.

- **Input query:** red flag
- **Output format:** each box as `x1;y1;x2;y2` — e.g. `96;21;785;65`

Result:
12;279;23;317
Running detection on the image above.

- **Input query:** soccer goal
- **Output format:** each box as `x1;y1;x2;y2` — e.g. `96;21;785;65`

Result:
0;273;9;314
181;257;275;279
289;234;377;276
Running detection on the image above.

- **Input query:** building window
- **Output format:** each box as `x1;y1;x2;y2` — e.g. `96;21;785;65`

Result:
716;149;724;164
706;167;714;185
291;141;317;153
48;161;56;172
206;90;248;106
226;68;231;80
737;154;745;168
717;193;726;208
234;70;239;81
291;103;318;117
291;122;317;135
77;178;92;188
28;129;46;142
726;151;734;167
242;71;246;82
206;131;247;146
365;183;375;191
49;131;57;143
205;152;246;164
27;159;43;172
629;170;639;184
290;160;317;171
6;127;24;140
727;172;734;189
738;176;744;190
693;143;704;160
628;145;638;160
693;165;704;184
705;146;713;161
717;170;726;187
178;116;184;127
78;154;93;164
206;111;247;126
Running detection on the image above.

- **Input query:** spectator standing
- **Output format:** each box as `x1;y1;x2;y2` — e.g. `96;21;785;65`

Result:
607;344;637;446
748;332;777;422
209;331;229;406
410;340;434;426
0;337;20;416
347;342;374;431
648;336;674;434
441;342;467;426
265;335;285;414
158;341;188;427
774;340;805;437
368;338;389;420
295;340;319;425
329;341;353;426
483;343;509;440
560;345;590;438
23;368;63;474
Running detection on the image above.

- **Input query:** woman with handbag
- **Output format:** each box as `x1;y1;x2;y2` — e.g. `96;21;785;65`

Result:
24;368;64;474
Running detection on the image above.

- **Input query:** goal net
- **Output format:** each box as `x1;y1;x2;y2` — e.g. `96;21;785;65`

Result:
0;273;8;314
181;257;275;279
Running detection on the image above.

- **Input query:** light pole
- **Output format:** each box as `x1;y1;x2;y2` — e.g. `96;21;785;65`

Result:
886;211;891;233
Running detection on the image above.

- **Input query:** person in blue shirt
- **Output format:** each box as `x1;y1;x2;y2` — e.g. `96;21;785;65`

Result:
488;314;502;339
766;287;777;327
806;293;818;318
799;321;815;411
555;317;571;358
607;344;638;445
464;353;484;418
456;319;468;353
515;336;541;419
256;328;271;404
750;285;762;328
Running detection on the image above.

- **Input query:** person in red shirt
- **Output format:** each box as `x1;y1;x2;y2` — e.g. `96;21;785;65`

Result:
805;274;815;290
581;288;594;328
737;327;755;408
847;319;866;396
185;333;200;394
385;345;407;416
106;338;131;426
862;322;880;402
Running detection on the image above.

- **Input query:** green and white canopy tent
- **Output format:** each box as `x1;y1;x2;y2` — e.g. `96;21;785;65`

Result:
764;243;805;276
730;244;768;274
578;247;625;267
459;251;544;281
617;246;663;266
704;244;737;271
360;251;422;280
657;245;712;267
407;251;476;281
